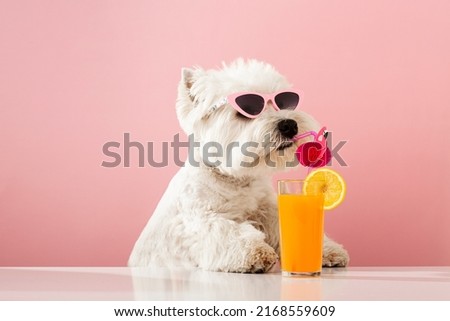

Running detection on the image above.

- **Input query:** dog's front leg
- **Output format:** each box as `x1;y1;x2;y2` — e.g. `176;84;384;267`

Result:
252;201;280;256
186;215;278;273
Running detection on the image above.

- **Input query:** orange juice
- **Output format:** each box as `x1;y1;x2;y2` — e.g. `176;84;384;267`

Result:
278;194;324;275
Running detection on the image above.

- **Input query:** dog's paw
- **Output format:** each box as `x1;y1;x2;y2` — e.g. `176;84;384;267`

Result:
246;242;279;273
322;242;349;267
229;242;278;273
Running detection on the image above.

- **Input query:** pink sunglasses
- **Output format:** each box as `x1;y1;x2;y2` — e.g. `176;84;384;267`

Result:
210;90;303;118
293;127;331;169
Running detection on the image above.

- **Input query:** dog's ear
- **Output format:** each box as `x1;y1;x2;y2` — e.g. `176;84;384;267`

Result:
181;68;195;99
176;67;201;134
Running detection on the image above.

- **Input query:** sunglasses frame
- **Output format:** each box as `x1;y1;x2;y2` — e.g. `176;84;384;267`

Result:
225;89;303;118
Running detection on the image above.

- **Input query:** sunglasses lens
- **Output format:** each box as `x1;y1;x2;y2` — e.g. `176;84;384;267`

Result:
274;92;300;110
235;94;265;116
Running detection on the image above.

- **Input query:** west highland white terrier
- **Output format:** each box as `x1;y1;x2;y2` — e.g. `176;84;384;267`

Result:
128;59;349;272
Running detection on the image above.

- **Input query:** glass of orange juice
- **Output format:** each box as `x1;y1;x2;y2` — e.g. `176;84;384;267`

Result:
278;179;325;277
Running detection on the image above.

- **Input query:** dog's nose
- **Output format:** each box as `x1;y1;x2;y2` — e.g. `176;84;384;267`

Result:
277;119;298;138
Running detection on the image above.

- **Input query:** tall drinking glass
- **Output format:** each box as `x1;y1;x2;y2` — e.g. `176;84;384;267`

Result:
277;180;325;277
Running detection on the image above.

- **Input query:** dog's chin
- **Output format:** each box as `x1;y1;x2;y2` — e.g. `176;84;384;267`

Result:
276;141;294;151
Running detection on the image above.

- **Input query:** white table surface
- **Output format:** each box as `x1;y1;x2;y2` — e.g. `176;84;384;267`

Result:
1;266;449;300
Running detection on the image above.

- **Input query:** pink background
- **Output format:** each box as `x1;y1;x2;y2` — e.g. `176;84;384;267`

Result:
1;0;449;266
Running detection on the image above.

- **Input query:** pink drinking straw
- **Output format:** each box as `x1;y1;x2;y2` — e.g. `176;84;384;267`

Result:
292;126;331;174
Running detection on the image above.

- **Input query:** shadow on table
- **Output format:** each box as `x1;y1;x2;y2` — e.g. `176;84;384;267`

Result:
131;267;327;300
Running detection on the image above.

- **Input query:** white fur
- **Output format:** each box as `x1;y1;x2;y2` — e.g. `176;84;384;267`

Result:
128;59;349;272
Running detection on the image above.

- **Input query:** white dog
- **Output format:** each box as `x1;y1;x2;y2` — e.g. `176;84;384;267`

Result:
128;59;349;272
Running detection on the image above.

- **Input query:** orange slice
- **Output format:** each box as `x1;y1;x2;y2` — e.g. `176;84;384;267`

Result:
303;169;347;210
